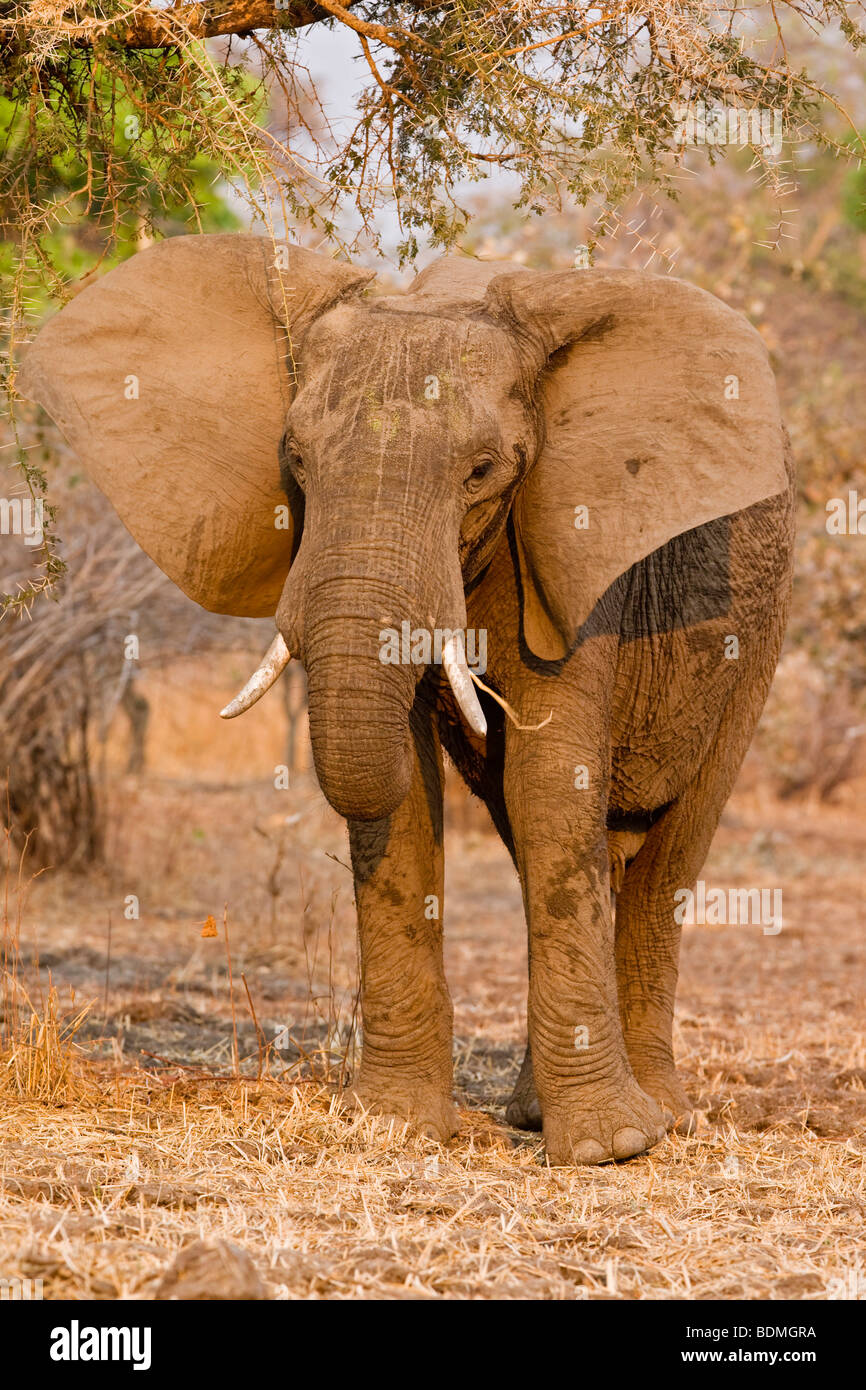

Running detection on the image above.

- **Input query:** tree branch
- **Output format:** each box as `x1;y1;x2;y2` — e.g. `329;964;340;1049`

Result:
14;2;357;49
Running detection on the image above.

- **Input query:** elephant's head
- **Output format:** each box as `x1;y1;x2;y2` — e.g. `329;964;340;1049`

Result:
18;235;787;819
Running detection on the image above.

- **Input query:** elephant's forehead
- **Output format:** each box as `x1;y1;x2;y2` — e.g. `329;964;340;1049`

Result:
300;305;512;403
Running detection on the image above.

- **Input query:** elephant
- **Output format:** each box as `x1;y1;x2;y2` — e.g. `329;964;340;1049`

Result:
19;234;794;1164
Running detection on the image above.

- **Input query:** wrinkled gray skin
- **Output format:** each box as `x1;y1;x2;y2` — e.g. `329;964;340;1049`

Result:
270;285;795;1166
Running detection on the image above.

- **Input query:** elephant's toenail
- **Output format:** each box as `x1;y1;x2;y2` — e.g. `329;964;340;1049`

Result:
612;1126;650;1160
570;1138;608;1165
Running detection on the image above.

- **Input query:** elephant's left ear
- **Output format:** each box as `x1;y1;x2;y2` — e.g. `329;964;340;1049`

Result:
487;268;788;661
16;235;373;617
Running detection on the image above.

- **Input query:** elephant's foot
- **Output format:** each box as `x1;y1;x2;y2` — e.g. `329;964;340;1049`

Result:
627;1062;701;1135
623;1036;701;1134
505;1044;542;1131
505;1086;542;1132
542;1082;666;1166
346;1075;458;1143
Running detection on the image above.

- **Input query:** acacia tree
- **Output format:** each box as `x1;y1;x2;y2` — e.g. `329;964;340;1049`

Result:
1;1;864;862
1;0;865;606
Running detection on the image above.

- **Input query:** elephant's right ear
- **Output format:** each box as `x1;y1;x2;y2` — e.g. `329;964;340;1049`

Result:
486;267;788;661
17;235;373;616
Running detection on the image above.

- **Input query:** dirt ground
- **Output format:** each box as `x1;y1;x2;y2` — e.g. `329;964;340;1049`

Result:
1;721;864;1301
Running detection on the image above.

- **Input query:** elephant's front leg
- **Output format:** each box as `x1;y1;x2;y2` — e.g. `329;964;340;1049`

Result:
347;702;457;1142
504;723;666;1165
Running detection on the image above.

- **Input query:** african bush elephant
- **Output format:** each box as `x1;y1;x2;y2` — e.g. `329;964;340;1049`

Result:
19;235;794;1164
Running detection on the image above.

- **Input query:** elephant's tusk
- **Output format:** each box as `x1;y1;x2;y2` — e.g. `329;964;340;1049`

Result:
442;634;487;738
220;633;291;719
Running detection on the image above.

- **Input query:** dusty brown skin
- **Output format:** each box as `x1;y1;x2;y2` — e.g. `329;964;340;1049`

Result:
20;237;795;1165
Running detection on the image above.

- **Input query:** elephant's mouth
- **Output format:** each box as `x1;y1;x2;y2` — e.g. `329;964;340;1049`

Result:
220;627;485;736
217;502;491;819
219;589;487;821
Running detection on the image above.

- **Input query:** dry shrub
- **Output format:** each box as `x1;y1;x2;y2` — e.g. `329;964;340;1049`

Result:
0;443;278;869
755;650;866;799
0;818;92;1104
0;524;167;869
1;981;92;1105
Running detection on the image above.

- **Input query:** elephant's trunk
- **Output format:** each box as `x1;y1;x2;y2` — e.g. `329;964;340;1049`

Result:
220;491;483;821
294;509;479;819
303;571;419;820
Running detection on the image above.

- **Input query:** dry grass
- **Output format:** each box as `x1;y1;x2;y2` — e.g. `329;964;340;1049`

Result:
0;754;864;1300
0;1072;861;1301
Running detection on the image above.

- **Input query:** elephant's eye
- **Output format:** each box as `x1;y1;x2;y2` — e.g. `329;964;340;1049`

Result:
285;440;306;489
465;458;494;490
